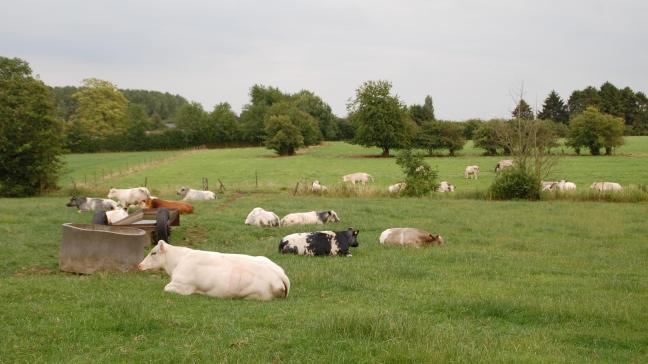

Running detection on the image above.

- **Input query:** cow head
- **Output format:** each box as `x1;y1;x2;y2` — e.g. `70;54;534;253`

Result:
65;196;84;207
320;210;340;223
177;186;189;196
426;234;444;246
107;188;117;199
346;228;360;247
138;240;168;271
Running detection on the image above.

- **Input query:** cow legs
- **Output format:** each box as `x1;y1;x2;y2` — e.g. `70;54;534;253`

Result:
164;281;195;295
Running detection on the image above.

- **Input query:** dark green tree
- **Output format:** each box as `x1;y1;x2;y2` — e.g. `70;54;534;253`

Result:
408;95;435;125
512;99;534;120
239;85;288;143
348;80;411;156
416;121;466;156
599;82;623;117
70;78;129;138
462;119;483;140
264;115;304;155
538;90;569;124
174;102;209;145
0;57;63;196
473;119;507;155
209;103;240;143
568;86;601;116
291;90;338;140
395;149;438;196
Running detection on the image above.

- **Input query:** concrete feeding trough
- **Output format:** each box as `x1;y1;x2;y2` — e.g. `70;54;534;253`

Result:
59;223;148;274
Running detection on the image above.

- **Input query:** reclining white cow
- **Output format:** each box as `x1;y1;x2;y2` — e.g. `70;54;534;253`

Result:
552;180;577;191
311;180;328;192
464;165;480;179
280;210;340;226
138;241;290;300
388;182;406;194
495;160;515;173
177;186;216;201
107;187;151;208
245;207;280;227
590;182;623;192
437;181;455;192
342;172;373;185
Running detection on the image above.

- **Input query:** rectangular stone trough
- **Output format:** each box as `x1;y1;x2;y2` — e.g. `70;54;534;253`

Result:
60;223;147;274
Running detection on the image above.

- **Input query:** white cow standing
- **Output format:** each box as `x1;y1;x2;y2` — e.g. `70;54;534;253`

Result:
590;182;623;192
245;207;280;227
464;165;480;179
138;241;290;301
107;187;151;208
342;172;373;185
177;187;216;201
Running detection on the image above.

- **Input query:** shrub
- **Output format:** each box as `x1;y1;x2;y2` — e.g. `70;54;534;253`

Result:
489;167;540;200
395;149;438;197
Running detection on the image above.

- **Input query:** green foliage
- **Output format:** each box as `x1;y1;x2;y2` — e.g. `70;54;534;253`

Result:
0;57;63;196
489;166;540;200
568;86;601;116
461;119;483;140
120;89;188;121
538;90;569;124
395;149;438;196
408;95;435;124
416;121;466;156
174;102;210;144
348;80;412;156
209;102;240;143
70;79;129;139
512;99;534;120
264;115;304;155
291;90;338;140
567;107;625;155
473;119;507;155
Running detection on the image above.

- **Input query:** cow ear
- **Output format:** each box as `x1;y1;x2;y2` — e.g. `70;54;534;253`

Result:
353;230;359;236
158;241;166;252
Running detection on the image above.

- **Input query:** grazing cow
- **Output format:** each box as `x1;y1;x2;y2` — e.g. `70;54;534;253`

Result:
342;172;373;185
590;182;623;192
379;228;444;247
245;207;280;227
279;228;359;257
311;180;328;192
66;196;119;212
107;187;151;208
177;187;216;201
437;181;455;192
495;160;515;173
464;165;480;179
388;182;406;194
280;210;340;226
541;181;558;191
552;180;577;191
138;241;290;301
144;198;194;214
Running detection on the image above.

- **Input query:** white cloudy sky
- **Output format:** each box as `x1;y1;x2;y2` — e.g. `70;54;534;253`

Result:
2;0;647;120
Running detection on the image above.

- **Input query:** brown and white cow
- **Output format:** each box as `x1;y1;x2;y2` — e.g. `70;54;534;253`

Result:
379;228;444;247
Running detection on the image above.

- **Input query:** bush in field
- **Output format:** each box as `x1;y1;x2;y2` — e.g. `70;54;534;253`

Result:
0;57;63;196
395;149;438;196
264;115;304;155
489;167;540;200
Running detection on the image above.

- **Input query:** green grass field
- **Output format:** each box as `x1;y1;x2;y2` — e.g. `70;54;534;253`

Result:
1;139;648;362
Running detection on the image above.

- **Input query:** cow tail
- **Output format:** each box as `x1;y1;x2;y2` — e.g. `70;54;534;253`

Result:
281;273;290;298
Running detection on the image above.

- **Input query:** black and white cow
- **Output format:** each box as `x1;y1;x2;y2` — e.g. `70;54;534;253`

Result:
279;228;360;257
66;196;119;212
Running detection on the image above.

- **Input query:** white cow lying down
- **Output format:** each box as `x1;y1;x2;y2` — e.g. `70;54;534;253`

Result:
590;182;623;192
138;241;290;300
245;207;280;227
177;186;216;201
388;182;406;194
280;210;340;226
342;172;373;185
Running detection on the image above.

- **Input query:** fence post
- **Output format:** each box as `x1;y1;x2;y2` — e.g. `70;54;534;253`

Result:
144;177;148;188
218;179;225;192
293;182;300;196
255;171;258;189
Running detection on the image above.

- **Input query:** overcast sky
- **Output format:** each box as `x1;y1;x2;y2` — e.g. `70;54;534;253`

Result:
2;0;647;120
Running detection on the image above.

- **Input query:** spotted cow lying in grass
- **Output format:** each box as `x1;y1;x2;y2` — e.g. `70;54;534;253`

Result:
279;228;359;257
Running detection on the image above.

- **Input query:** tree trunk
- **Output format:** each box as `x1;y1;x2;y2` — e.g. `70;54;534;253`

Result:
605;147;612;155
381;148;390;157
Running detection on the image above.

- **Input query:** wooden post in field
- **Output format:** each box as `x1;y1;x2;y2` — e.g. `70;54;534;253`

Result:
202;178;208;191
255;171;258;189
144;177;148;188
293;182;300;196
94;171;97;186
218;179;225;192
84;175;87;185
102;169;105;180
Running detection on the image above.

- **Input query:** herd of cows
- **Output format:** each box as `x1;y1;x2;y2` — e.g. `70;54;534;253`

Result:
65;162;627;300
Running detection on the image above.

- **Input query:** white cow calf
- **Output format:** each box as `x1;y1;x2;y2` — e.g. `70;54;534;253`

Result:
311;180;328;192
138;241;290;300
437;181;455;192
245;207;280;227
177;186;216;201
342;172;373;185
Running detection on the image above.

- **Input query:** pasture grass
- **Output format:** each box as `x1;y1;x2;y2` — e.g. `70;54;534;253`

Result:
1;193;647;362
1;139;648;362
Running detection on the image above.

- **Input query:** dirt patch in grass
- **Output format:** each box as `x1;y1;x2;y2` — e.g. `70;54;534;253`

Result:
13;266;55;277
